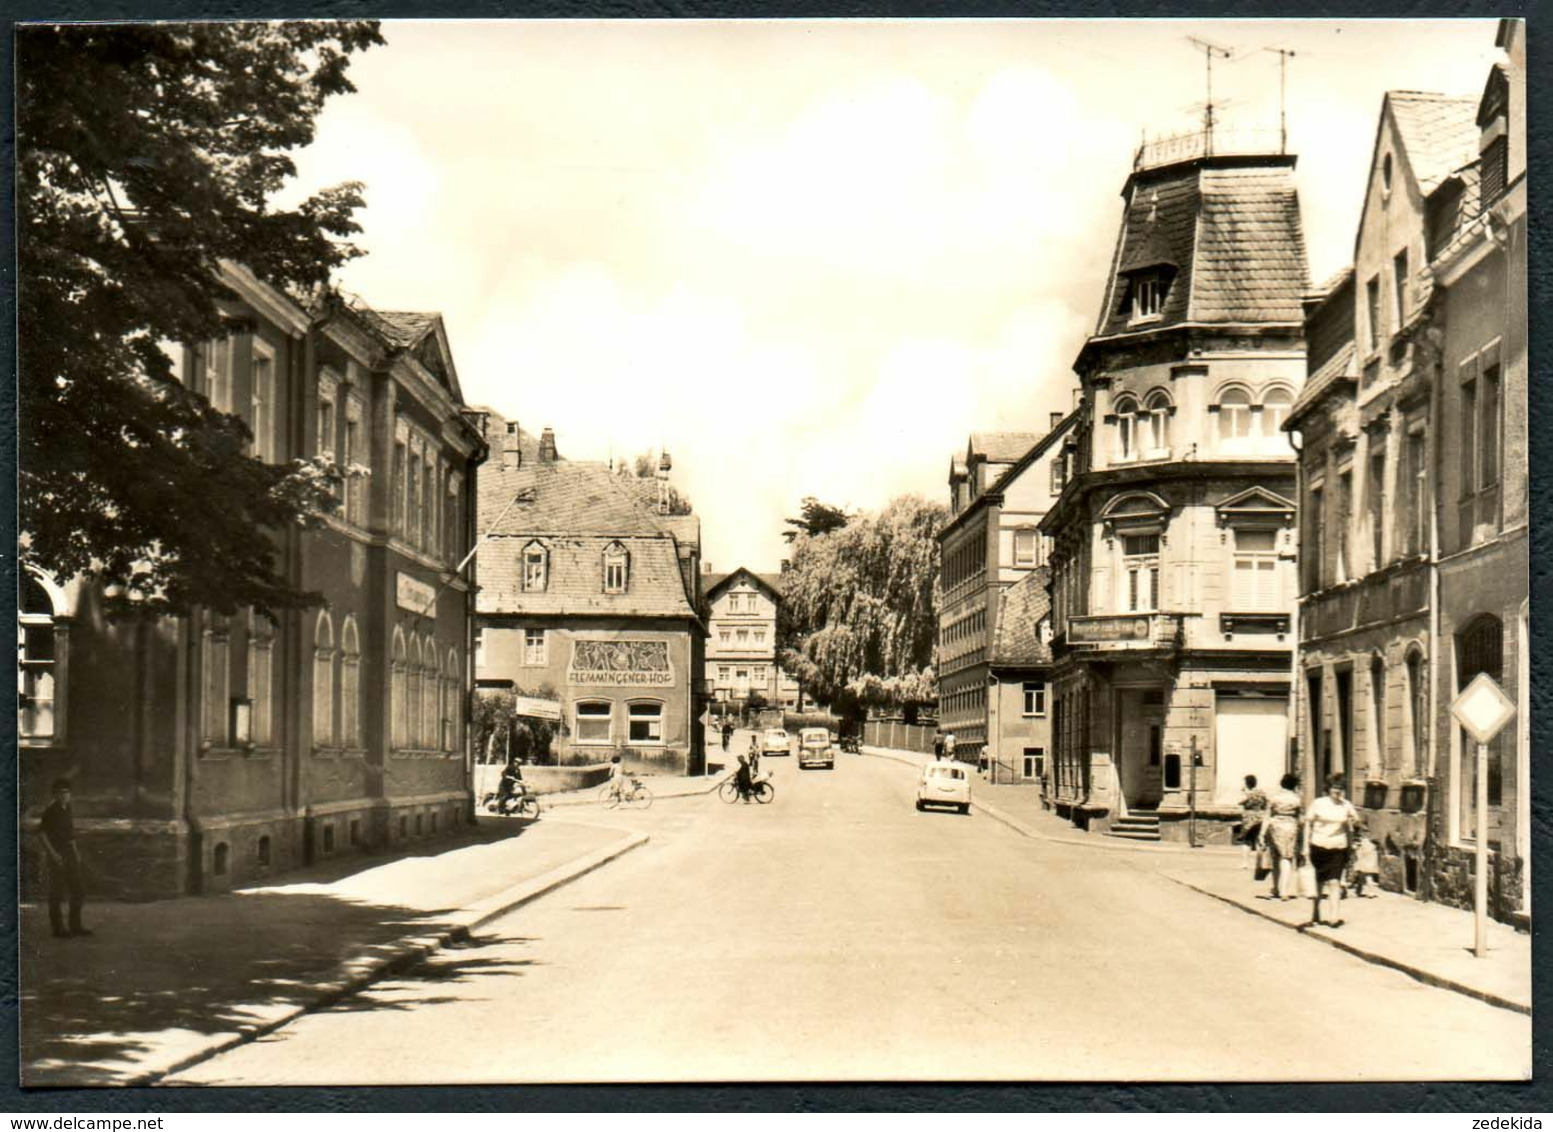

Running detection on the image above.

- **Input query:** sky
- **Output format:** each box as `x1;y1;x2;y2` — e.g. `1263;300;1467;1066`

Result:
284;18;1503;572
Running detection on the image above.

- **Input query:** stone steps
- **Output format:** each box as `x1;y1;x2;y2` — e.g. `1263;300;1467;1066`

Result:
1108;813;1162;842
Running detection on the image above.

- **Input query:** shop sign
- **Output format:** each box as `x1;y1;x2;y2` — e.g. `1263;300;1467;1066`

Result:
514;695;562;721
396;572;438;615
569;640;675;687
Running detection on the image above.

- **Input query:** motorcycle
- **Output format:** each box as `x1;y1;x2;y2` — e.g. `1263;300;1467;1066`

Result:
483;787;539;819
840;735;860;755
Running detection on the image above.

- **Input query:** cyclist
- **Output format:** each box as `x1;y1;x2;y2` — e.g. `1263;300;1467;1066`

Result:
735;747;756;803
607;754;628;802
496;757;527;813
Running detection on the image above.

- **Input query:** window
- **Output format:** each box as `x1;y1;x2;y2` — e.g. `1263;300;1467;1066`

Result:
575;701;612;744
248;611;275;747
1407;649;1427;776
1122;533;1160;612
1369;446;1387;568
445;473;461;561
755;630;767;645
1262;388;1293;438
524;628;547;666
340;616;361;749
251;341;276;461
408;444;422;548
421;634;438;748
316;387;336;461
1370;655;1387;775
1218;388;1252;442
202;614;231;745
603;542;629;593
1023;747;1045;781
391;629;408;749
628;701;664;744
407;636;423;748
393;441;407;536
474;626;485;669
204;337;232;413
718;665;731;682
719;630;730;645
1013;529;1038;568
1366;275;1382;351
1407;430;1428;556
18;575;63;743
1022;682;1046;716
1113;396;1137;461
343;398;367;525
1143;391;1171;452
1457;616;1506;838
313;612;335;748
1050;452;1066;496
1381;152;1394;193
1306;483;1325;591
1392;248;1410;331
737;629;750;645
1130;271;1168;321
1232;528;1280;611
523;542;548;592
1479;357;1501;490
1336;470;1353;583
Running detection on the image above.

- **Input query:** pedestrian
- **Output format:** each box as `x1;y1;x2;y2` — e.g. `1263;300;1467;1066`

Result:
38;777;91;939
721;721;733;752
1236;774;1268;870
933;732;944;759
748;735;761;779
943;731;957;761
1349;823;1381;897
1302;774;1360;929
1257;772;1303;901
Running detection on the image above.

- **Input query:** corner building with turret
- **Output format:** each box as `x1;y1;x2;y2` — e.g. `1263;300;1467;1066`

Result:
1042;142;1309;842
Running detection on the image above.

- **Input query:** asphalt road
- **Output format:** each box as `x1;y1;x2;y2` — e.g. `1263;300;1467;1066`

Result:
171;751;1530;1084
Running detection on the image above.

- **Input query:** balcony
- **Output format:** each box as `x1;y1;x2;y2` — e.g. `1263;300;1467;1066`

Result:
1064;612;1183;653
1219;612;1291;639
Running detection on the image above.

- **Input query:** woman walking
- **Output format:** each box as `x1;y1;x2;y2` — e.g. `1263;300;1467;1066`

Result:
1303;775;1360;929
1236;774;1268;870
1257;773;1303;900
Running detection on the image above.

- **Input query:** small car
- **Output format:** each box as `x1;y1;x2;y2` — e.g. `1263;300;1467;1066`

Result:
762;728;791;756
797;727;835;769
917;762;971;814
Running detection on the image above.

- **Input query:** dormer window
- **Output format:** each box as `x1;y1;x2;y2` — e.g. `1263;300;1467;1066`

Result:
1128;269;1172;323
522;541;548;592
603;541;629;593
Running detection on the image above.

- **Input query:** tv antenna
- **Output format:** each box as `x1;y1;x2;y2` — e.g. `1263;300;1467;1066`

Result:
1261;46;1297;154
1187;35;1235;156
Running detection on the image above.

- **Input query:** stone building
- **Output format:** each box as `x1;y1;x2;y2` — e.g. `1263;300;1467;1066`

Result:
1285;22;1527;922
937;421;1071;767
18;271;487;899
985;566;1055;787
1043;137;1309;842
702;567;800;710
472;414;706;776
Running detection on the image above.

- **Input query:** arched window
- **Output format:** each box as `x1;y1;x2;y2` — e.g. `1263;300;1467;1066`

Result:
1406;648;1427;776
313;612;335;748
407;634;423;750
523;541;548;592
1218;387;1253;442
18;574;65;743
1369;653;1387;777
248;610;276;747
421;634;439;748
444;647;461;752
603;541;630;593
340;616;361;750
1144;390;1172;452
1113;396;1139;462
1457;615;1505;837
391;628;408;750
1262;387;1294;437
202;612;231;746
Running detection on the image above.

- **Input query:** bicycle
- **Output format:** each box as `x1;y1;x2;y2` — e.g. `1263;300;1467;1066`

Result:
718;776;775;805
601;776;653;810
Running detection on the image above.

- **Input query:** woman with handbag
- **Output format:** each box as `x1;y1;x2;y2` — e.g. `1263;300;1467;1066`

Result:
1302;774;1360;928
1236;774;1268;870
1257;773;1303;900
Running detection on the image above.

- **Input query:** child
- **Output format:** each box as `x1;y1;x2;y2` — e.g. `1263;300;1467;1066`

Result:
1350;829;1381;897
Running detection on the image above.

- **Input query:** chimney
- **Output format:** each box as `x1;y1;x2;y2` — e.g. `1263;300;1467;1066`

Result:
780;559;791;574
1050;411;1063;431
502;420;521;471
538;427;558;464
702;561;713;575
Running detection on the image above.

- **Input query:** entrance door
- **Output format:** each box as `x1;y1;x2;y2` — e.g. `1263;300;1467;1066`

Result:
1116;688;1164;809
1214;693;1288;804
1335;669;1354;797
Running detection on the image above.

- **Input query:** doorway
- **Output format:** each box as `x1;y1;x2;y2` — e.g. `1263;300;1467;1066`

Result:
1335;668;1354;797
1115;686;1165;809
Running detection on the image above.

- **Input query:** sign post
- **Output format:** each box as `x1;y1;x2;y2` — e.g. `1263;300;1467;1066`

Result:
1449;672;1517;960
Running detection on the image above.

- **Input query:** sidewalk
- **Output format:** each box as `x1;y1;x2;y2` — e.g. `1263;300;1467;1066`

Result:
864;742;1531;1015
20;816;648;1087
540;768;731;808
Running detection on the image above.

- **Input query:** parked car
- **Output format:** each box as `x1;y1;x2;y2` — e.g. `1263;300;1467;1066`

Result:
797;727;835;770
916;762;970;814
762;728;791;756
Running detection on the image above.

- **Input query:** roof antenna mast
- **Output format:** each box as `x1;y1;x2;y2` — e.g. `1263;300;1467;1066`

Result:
1187;35;1234;156
1263;46;1297;154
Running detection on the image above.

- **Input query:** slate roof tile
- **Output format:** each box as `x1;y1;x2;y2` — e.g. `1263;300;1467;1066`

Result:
1388;92;1480;194
990;567;1052;668
969;432;1042;464
476;534;695;619
355;309;440;350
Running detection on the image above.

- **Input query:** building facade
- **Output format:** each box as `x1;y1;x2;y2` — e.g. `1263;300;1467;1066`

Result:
1044;141;1309;842
18;271;487;899
1285;23;1527;922
472;416;706;776
702;567;799;710
937;422;1071;767
985;566;1055;787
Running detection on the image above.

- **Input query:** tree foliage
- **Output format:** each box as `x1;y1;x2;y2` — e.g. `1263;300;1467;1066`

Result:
17;21;383;618
782;496;850;542
778;495;945;712
619;452;693;515
471;685;560;765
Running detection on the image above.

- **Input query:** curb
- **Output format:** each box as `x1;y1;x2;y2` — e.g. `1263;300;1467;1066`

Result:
136;828;650;1086
1161;872;1532;1017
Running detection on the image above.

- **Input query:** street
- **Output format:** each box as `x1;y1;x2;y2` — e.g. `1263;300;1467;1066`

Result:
168;752;1529;1084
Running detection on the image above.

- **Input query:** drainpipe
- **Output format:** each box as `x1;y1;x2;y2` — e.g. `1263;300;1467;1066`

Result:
1288;427;1304;782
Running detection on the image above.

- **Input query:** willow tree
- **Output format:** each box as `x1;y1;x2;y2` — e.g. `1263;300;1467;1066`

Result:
17;21;382;617
777;495;944;722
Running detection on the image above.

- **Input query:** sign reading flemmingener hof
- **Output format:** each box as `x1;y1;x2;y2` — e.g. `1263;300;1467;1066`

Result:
569;640;675;686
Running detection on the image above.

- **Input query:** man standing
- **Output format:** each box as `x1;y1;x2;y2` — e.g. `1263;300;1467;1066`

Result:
39;778;90;938
943;731;957;761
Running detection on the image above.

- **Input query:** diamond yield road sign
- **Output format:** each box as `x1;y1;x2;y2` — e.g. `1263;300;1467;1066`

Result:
1450;671;1516;746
